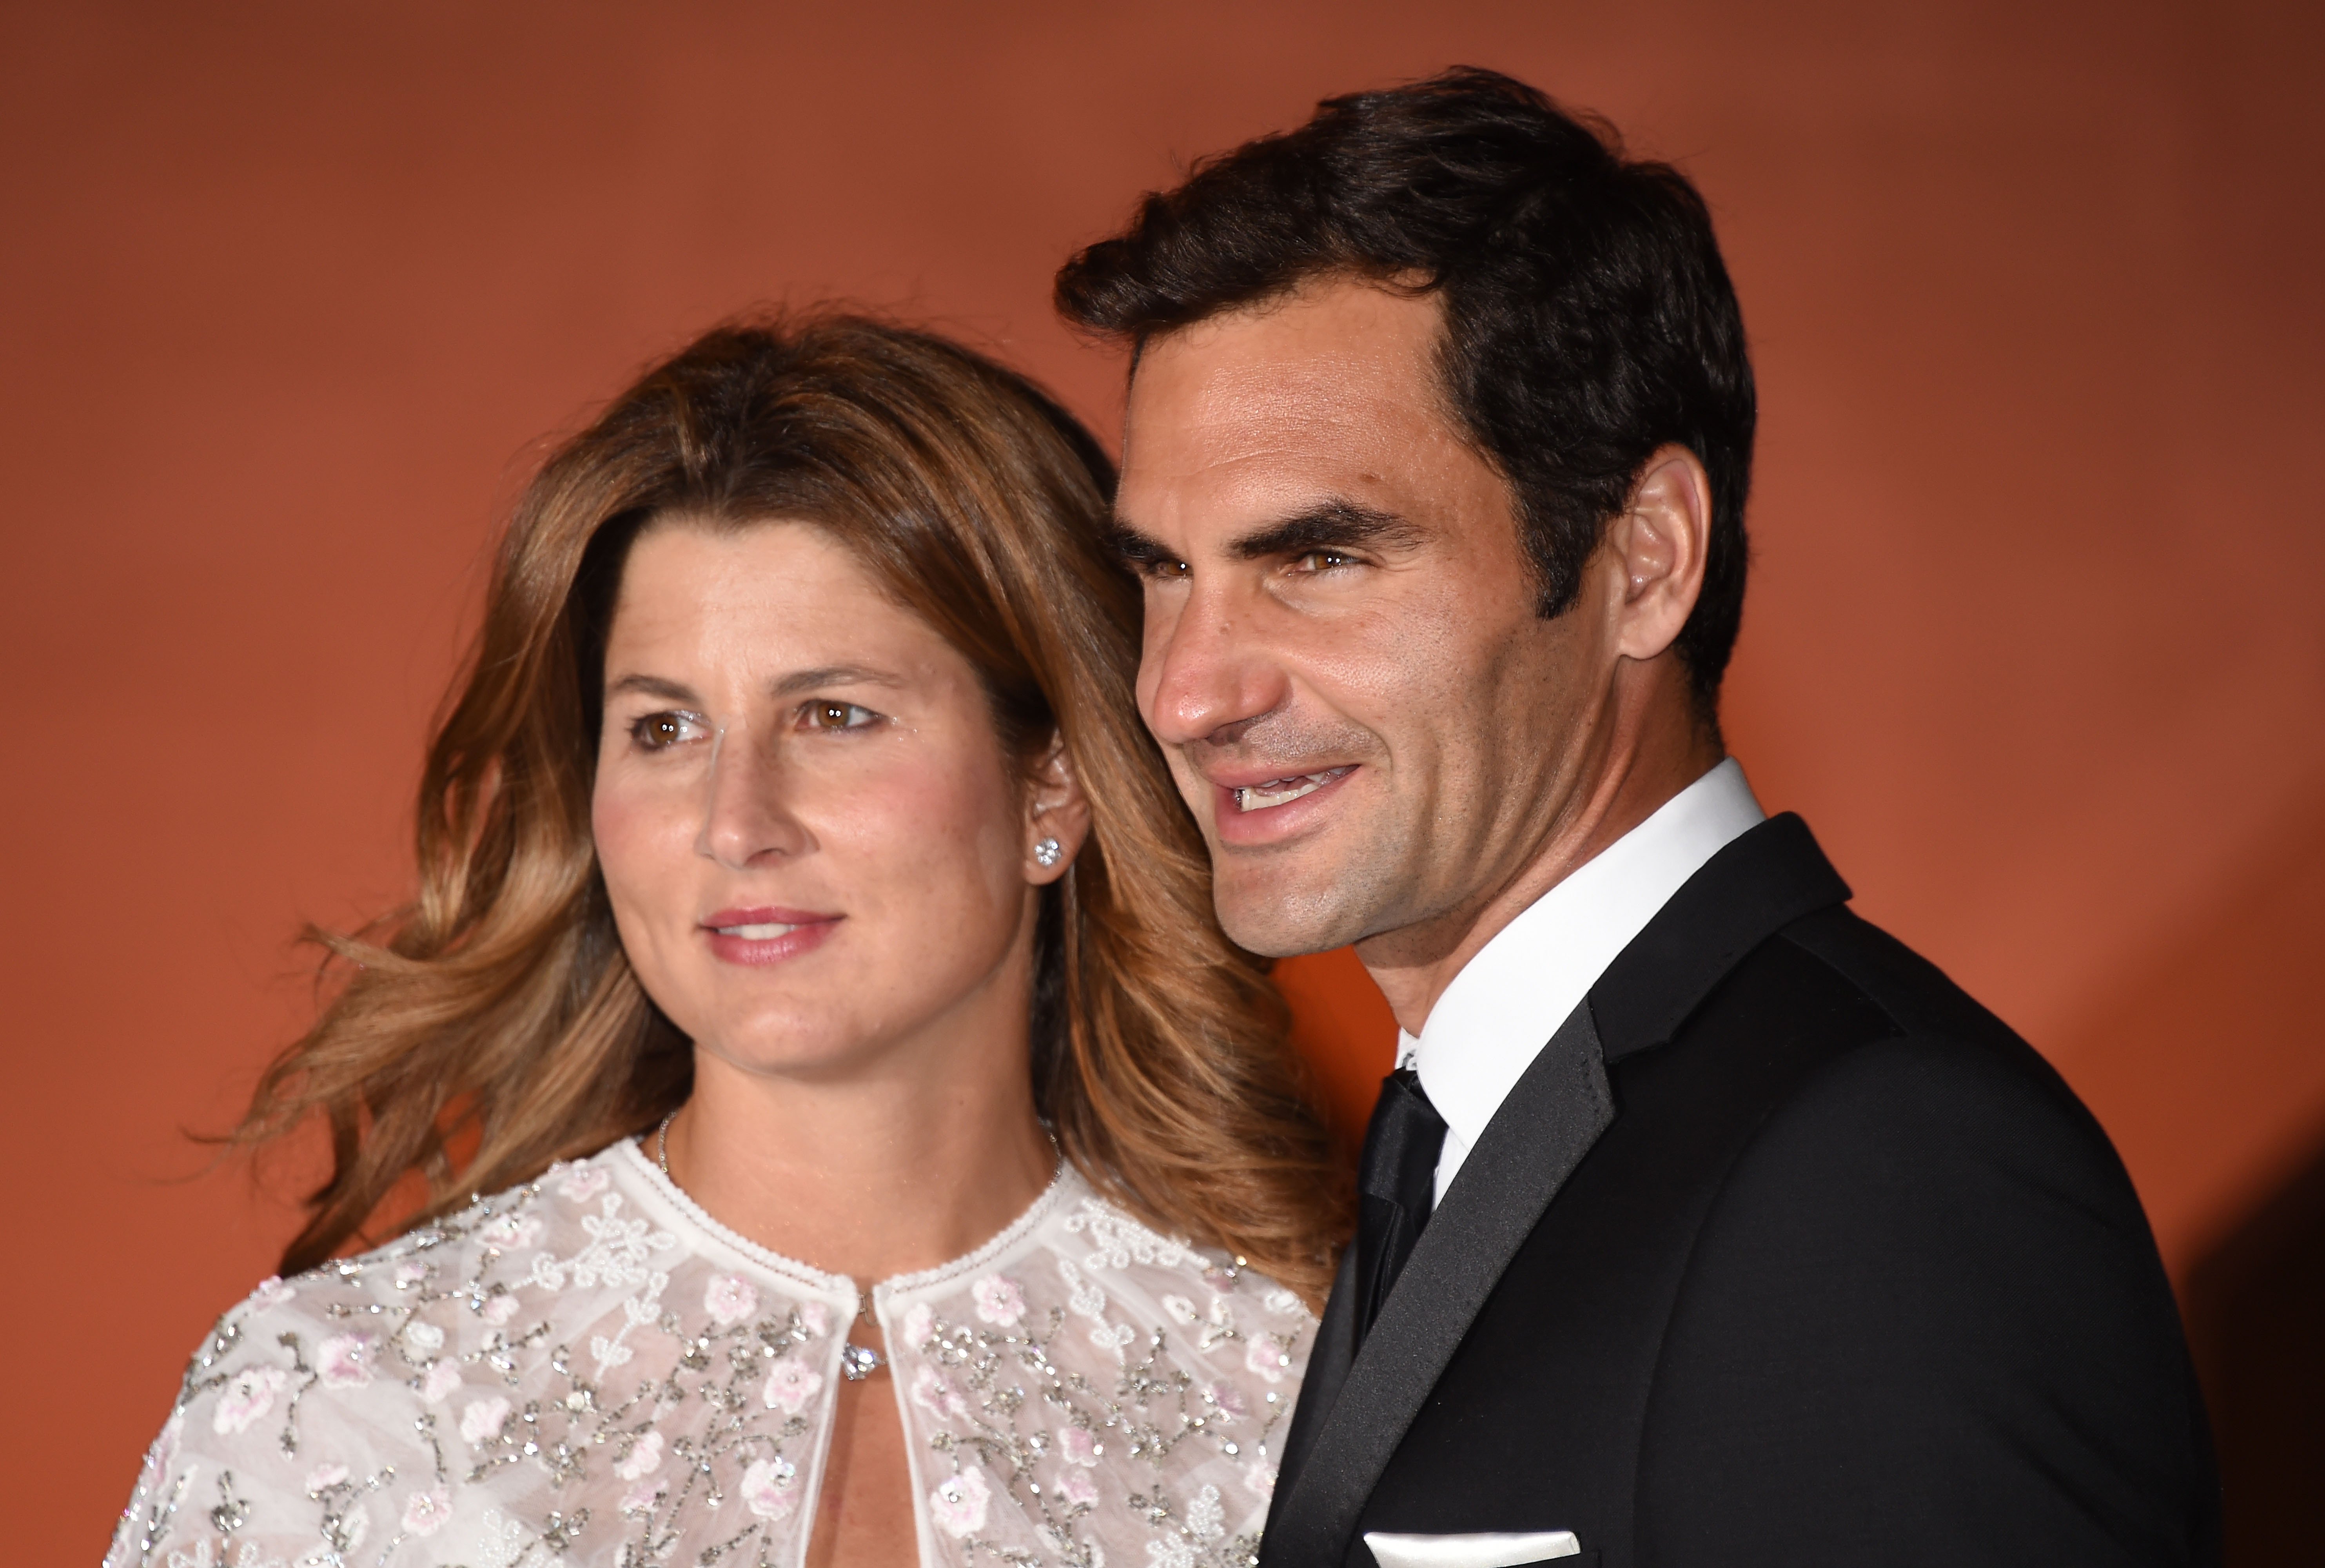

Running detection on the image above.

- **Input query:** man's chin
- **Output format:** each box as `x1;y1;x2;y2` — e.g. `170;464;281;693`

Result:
1213;878;1377;959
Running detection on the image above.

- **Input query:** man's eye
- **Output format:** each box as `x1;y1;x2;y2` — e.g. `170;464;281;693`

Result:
804;701;879;732
1142;557;1192;581
1292;549;1357;572
629;711;706;750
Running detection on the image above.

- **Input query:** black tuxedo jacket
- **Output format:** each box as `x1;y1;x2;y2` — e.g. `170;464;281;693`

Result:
1261;815;2218;1568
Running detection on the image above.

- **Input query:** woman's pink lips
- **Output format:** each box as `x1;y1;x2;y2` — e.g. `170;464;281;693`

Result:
700;907;842;967
702;906;832;929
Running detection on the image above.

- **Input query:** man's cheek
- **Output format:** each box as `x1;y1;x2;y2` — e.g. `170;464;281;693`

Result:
1168;754;1214;821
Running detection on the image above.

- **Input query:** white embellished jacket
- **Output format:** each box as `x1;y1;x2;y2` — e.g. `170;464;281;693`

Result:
108;1140;1316;1568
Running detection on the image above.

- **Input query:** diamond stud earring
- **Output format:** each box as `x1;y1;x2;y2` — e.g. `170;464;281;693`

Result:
1033;837;1063;868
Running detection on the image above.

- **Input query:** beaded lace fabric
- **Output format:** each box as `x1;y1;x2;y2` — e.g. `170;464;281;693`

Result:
108;1140;1315;1568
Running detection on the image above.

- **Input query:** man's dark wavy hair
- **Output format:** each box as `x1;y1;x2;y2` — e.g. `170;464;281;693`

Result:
1055;67;1755;716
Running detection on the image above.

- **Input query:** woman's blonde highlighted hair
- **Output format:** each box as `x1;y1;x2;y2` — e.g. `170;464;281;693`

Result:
237;313;1347;1301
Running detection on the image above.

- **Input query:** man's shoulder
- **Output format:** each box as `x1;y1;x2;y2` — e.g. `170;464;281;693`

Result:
1653;904;2160;1289
1630;913;2214;1564
1613;902;2147;1259
1690;903;2100;1145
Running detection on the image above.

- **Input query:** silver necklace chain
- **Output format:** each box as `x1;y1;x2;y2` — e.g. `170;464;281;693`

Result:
654;1108;886;1381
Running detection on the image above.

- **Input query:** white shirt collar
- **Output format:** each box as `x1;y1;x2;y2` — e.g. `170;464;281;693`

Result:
1400;758;1766;1204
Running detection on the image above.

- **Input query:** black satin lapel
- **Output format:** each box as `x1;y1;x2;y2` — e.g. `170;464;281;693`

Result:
1268;1244;1357;1521
1259;1003;1615;1568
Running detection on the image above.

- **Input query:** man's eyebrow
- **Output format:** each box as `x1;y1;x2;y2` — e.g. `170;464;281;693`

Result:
1226;499;1426;561
1104;521;1178;569
1103;501;1425;571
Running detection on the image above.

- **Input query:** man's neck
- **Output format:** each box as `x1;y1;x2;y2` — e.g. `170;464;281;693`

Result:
1357;688;1722;1036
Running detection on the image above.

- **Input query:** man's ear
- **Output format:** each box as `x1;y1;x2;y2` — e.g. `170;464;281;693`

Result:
1608;443;1712;664
1024;733;1092;886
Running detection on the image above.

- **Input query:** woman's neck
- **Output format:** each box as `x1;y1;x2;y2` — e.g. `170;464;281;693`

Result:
658;1025;1058;1287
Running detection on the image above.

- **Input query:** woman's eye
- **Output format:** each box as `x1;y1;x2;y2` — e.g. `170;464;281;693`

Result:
628;711;705;751
804;701;879;732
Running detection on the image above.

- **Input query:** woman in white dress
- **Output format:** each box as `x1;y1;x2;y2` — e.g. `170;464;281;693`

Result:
110;316;1345;1568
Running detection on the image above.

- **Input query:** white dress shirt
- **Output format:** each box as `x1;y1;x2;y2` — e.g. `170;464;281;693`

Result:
1399;758;1766;1207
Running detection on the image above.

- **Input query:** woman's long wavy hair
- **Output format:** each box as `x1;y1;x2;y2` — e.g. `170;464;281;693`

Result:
235;313;1348;1302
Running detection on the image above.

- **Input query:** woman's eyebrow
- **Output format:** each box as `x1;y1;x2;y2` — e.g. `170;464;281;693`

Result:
768;664;909;697
605;673;699;703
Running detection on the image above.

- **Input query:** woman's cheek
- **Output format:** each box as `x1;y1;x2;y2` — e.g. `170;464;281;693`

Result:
592;775;686;938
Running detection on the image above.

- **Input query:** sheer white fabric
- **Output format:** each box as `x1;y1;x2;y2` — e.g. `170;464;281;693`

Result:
108;1140;1315;1568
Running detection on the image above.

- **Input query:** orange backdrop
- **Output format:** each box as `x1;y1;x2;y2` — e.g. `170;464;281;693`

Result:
5;2;2321;1555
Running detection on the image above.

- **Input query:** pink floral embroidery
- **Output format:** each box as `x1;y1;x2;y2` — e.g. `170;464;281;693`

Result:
911;1363;970;1419
401;1486;453;1537
130;1168;1314;1565
703;1274;758;1327
762;1359;824;1414
459;1396;511;1445
419;1361;463;1404
740;1457;796;1520
558;1165;612;1201
212;1365;287;1435
477;1213;544;1250
971;1274;1027;1327
316;1333;377;1389
1243;1336;1289;1383
1056;1424;1100;1466
930;1466;992;1537
613;1428;664;1480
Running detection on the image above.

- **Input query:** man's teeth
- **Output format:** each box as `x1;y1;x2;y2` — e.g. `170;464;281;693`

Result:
1234;769;1347;811
718;923;800;940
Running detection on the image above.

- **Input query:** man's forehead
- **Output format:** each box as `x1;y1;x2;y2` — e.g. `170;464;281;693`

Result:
1132;282;1439;416
1119;282;1458;511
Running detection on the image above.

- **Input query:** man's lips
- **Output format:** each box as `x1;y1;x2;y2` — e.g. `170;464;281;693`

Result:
1204;764;1359;846
1215;765;1356;813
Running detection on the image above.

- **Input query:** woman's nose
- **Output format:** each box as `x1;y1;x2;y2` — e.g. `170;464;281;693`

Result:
694;728;810;868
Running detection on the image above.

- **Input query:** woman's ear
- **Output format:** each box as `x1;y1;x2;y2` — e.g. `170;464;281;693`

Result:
1024;732;1092;884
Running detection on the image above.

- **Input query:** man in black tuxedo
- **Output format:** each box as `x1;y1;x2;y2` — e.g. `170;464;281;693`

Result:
1056;68;2218;1568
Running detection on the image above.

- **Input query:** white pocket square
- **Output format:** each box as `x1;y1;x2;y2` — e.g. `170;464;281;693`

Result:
1363;1531;1582;1568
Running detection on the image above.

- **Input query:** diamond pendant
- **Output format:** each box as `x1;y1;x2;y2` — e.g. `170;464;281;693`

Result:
839;1341;885;1381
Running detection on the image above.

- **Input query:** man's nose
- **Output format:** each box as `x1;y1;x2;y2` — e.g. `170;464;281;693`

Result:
1139;582;1291;748
695;728;811;869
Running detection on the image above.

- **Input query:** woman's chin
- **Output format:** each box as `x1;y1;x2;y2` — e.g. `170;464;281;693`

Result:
683;1019;904;1085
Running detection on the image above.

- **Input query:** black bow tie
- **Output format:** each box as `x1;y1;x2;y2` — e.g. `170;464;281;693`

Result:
1353;1067;1448;1350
